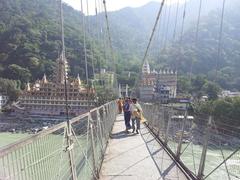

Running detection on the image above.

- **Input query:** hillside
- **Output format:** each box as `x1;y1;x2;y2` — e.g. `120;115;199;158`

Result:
103;0;236;64
0;0;105;85
154;1;240;90
0;0;240;92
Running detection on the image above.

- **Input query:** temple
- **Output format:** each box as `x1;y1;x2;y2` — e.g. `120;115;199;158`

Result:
139;60;177;103
16;55;96;116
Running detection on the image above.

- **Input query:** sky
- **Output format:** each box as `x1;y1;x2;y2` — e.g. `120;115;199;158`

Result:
62;0;183;15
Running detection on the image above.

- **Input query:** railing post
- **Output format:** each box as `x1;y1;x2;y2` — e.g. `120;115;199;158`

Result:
157;107;162;137
89;114;99;179
102;105;107;139
197;116;212;179
149;104;155;130
66;122;77;180
176;110;187;159
97;108;104;154
164;110;172;144
151;104;158;131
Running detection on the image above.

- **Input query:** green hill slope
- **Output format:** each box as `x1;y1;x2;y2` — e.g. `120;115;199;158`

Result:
0;0;105;84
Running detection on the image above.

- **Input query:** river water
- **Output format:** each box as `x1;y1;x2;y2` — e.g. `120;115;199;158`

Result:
168;141;240;180
0;133;239;179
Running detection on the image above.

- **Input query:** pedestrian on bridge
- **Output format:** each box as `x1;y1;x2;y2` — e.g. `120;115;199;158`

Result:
130;98;142;134
123;97;131;132
117;98;123;114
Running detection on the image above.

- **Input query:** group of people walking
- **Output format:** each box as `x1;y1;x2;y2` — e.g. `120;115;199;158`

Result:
117;97;143;134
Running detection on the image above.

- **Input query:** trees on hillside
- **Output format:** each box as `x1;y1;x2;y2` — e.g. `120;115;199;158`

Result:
195;97;240;126
0;78;21;102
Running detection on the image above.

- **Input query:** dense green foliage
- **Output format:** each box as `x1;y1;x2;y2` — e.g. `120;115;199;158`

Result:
0;78;20;102
0;0;106;84
178;75;221;100
195;97;240;126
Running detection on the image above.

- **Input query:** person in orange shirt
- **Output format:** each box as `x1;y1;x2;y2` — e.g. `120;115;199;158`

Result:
117;98;123;114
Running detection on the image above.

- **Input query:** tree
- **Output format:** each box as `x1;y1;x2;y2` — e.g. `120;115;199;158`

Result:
0;78;21;102
202;82;221;100
177;76;191;94
5;64;31;83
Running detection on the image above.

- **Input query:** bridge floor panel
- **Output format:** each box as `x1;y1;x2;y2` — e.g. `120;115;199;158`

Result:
99;114;188;180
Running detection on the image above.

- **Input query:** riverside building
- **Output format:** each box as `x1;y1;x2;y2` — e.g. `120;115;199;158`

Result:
15;56;96;116
139;60;177;102
0;94;8;110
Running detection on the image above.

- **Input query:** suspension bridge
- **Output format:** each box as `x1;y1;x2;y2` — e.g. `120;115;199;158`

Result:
0;0;239;179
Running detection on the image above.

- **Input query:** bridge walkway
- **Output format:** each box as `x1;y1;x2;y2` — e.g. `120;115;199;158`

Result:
99;114;189;180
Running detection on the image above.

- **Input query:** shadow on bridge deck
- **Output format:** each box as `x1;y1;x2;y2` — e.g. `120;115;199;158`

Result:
100;114;189;180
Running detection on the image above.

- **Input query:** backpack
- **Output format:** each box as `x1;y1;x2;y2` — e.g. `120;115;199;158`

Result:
123;103;130;112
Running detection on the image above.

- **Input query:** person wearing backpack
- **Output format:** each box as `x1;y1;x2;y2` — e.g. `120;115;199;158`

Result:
130;98;142;134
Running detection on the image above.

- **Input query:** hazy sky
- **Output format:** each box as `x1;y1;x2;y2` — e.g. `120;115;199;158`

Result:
62;0;183;15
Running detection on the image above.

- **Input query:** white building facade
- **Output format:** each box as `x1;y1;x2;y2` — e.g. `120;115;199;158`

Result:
0;95;8;110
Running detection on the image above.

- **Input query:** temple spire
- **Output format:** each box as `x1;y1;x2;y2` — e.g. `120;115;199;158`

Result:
76;74;81;85
142;60;150;74
42;74;47;84
54;54;68;84
26;82;31;92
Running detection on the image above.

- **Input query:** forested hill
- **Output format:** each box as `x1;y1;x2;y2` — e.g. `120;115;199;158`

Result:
0;0;105;84
0;0;240;91
153;0;240;91
104;0;240;90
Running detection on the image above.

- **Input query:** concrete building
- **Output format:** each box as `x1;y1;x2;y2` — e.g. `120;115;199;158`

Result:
139;60;177;102
220;90;240;98
0;95;8;110
154;85;170;104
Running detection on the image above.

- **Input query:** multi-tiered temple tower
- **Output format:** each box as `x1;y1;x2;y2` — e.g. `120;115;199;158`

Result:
17;55;96;116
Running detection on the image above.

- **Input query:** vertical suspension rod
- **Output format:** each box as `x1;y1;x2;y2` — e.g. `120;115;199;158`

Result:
189;0;203;82
215;0;226;81
60;0;65;57
59;1;77;179
103;0;115;74
142;0;166;65
81;0;89;85
173;0;180;40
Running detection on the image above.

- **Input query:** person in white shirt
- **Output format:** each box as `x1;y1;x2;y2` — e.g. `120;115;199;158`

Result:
130;98;142;134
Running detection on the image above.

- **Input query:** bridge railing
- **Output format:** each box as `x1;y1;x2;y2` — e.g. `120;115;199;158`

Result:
142;103;240;180
0;101;117;180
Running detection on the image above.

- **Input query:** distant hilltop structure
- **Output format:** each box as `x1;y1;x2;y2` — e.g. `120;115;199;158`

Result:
14;55;96;116
139;60;177;103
